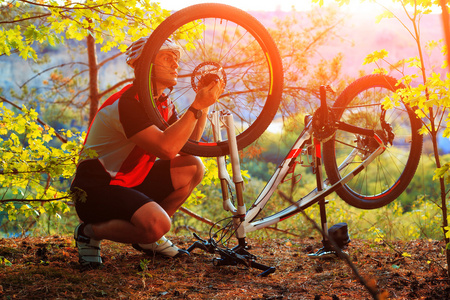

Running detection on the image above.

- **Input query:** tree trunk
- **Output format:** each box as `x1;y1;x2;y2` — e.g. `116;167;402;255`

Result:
87;33;99;126
430;130;450;277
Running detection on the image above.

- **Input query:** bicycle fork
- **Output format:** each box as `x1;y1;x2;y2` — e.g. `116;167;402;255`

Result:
191;110;276;276
210;111;247;245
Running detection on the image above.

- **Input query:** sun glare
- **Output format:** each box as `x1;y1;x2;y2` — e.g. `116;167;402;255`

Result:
162;0;403;13
162;0;442;15
161;0;321;12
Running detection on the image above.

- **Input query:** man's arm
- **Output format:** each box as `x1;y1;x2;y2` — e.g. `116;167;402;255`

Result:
189;107;209;142
189;79;225;142
130;80;223;159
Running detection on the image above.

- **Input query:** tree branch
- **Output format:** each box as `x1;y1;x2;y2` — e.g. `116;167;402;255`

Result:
179;206;219;228
0;196;70;203
0;96;68;143
98;78;133;98
98;52;124;69
18;0;118;11
20;62;88;88
0;12;52;24
277;190;380;300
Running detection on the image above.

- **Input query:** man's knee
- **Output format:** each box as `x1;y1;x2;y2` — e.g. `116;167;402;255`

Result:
191;156;205;183
171;155;205;189
140;216;171;243
132;203;172;243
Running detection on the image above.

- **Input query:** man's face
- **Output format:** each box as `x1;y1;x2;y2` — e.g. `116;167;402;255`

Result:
154;50;179;89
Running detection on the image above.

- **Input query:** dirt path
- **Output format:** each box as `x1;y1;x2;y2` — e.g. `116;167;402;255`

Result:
0;235;448;299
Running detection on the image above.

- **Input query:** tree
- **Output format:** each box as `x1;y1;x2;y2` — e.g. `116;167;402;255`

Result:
1;0;170;124
0;0;170;234
0;102;83;235
331;0;450;276
268;5;349;119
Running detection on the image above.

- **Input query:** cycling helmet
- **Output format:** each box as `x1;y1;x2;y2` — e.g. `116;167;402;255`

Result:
125;37;182;68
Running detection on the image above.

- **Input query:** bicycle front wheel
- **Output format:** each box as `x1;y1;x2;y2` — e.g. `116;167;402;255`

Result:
136;3;283;157
323;74;423;209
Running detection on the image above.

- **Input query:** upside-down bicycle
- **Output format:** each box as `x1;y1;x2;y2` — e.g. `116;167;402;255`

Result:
135;3;423;275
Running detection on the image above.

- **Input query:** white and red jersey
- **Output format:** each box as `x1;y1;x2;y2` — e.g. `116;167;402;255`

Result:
75;84;177;188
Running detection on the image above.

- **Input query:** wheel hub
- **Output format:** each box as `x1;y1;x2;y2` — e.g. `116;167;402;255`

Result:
191;62;227;92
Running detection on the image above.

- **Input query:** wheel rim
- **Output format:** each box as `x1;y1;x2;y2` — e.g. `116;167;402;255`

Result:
331;84;418;199
143;12;278;151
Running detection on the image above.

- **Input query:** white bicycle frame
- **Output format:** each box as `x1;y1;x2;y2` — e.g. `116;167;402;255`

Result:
209;110;386;240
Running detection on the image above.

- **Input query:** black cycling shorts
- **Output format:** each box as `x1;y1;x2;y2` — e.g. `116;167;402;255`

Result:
73;159;174;224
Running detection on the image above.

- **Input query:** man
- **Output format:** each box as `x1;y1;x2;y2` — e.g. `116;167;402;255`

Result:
71;37;223;268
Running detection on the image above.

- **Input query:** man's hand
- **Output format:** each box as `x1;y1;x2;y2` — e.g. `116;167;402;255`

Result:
191;79;224;110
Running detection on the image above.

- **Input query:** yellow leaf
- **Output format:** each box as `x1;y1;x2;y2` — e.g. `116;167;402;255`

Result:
445;226;450;238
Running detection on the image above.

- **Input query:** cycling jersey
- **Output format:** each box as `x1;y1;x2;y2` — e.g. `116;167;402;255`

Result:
72;84;178;188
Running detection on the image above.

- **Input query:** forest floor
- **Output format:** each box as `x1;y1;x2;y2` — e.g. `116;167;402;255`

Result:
0;235;449;299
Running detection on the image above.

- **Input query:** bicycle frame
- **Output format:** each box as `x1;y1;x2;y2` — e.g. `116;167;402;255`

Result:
209;90;387;242
187;85;402;275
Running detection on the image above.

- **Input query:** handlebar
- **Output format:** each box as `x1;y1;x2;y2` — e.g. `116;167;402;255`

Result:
187;232;276;277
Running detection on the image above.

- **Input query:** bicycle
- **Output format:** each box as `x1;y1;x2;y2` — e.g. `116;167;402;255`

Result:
135;3;424;275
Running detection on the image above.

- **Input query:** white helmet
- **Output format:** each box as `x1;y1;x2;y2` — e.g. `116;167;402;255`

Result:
125;37;182;69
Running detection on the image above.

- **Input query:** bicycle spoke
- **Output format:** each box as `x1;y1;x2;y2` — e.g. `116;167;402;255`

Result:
323;75;422;209
137;3;282;157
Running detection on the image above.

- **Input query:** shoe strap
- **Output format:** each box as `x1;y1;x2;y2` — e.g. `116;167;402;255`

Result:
77;234;90;244
79;246;101;256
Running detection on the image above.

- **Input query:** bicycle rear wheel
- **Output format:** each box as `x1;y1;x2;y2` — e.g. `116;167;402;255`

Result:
323;74;423;209
136;3;283;157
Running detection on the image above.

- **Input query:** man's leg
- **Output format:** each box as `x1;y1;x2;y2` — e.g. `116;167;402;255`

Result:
73;181;176;267
130;155;204;257
75;201;173;267
76;155;205;263
157;155;205;216
88;201;171;244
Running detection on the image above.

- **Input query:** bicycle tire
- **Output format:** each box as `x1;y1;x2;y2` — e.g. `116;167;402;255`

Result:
135;3;283;157
323;74;423;209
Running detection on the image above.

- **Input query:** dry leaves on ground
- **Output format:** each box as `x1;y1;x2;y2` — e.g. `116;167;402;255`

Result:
0;235;449;299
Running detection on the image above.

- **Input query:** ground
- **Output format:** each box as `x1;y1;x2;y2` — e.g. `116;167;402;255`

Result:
0;235;449;299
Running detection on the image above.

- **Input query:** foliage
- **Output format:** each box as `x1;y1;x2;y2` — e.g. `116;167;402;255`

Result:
0;0;170;236
361;1;450;179
1;0;170;125
0;102;84;237
268;5;350;120
184;157;251;208
1;0;169;60
343;0;450;275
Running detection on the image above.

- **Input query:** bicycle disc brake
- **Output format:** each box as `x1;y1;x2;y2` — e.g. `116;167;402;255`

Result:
355;109;394;159
380;109;395;145
191;62;227;92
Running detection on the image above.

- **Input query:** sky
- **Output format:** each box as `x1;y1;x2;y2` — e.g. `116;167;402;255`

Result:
161;0;321;12
160;0;411;13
